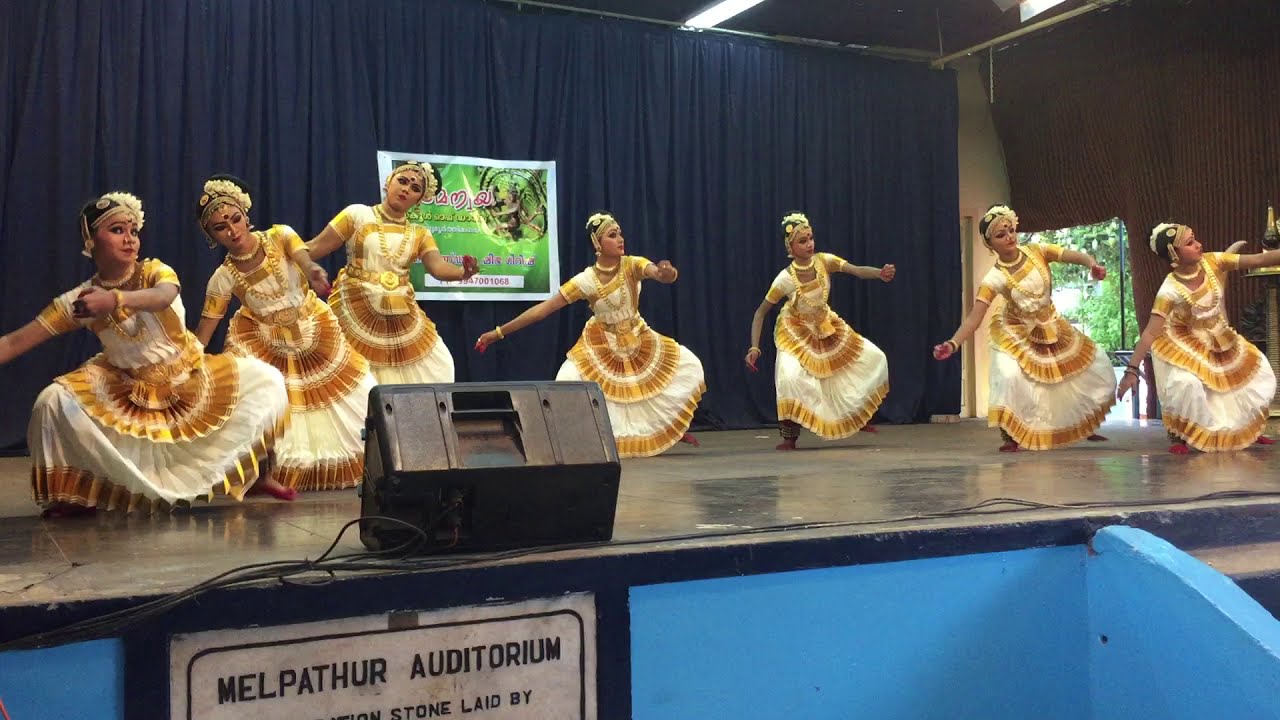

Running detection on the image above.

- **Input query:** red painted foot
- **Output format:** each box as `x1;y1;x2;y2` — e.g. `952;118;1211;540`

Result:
1169;443;1191;455
253;481;298;502
776;438;798;452
1087;434;1108;442
998;441;1021;453
680;433;701;448
861;425;878;433
1256;436;1275;445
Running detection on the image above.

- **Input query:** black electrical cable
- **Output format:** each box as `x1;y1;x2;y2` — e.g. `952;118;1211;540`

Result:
4;489;1279;651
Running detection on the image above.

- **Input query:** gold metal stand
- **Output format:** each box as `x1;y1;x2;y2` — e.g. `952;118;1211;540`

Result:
1245;206;1280;430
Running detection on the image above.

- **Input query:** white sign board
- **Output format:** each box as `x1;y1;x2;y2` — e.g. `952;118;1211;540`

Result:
170;594;596;720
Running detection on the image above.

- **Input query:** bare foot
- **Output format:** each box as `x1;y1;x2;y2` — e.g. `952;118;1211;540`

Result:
999;441;1020;453
861;425;878;434
1256;436;1275;446
776;437;798;452
680;433;700;448
252;477;298;502
1087;434;1108;442
1169;443;1190;455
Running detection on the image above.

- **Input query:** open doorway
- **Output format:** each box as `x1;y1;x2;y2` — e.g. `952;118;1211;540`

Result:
1021;219;1152;420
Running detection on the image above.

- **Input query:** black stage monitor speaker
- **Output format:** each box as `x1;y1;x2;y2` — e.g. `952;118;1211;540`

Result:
359;381;621;553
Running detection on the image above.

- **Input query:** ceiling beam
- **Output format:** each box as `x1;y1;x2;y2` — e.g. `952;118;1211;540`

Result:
930;0;1122;69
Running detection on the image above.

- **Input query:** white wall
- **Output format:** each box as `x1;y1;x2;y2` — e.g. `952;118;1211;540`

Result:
955;57;1011;417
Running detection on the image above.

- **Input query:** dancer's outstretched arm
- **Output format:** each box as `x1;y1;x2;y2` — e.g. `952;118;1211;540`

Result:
745;299;778;371
0;320;55;366
642;260;678;284
932;299;992;360
838;261;895;282
423;250;479;282
1117;315;1166;400
1236;248;1280;271
475;294;569;351
306;225;345;261
1058;249;1106;280
289;246;331;296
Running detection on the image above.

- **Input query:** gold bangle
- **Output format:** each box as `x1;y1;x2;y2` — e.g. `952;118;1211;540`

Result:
748;346;760;353
494;326;505;339
112;289;126;311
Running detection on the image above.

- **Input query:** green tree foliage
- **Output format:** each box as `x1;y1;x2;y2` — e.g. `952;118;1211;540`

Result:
1022;219;1137;359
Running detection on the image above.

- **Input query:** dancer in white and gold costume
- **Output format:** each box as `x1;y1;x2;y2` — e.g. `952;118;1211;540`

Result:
195;175;377;493
2;192;291;514
1118;222;1277;453
746;212;893;451
307;161;479;384
934;205;1116;452
475;212;705;458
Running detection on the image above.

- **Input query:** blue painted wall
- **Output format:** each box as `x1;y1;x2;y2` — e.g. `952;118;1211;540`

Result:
630;545;1093;720
0;639;123;720
8;528;1280;719
1088;526;1280;720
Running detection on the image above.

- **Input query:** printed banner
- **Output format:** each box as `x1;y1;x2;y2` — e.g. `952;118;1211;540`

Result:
377;151;560;301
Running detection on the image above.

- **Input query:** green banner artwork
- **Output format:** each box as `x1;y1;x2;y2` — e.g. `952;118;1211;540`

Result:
377;151;560;301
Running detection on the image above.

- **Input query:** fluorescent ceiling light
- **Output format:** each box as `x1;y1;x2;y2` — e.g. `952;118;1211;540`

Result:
1019;0;1069;22
684;0;768;29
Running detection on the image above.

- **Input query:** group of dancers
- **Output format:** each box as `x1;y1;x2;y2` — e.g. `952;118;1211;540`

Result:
0;160;1273;515
932;205;1277;455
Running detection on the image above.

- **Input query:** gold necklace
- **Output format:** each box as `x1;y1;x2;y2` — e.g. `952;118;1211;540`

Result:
1173;264;1202;281
593;261;620;273
996;248;1048;300
787;259;830;308
94;263;139;289
996;249;1024;269
592;260;630;312
225;232;290;302
1172;264;1220;309
95;264;145;341
790;258;815;271
374;204;412;268
599;281;630;312
227;234;262;262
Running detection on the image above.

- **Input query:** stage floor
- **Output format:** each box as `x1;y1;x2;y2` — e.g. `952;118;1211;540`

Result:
3;419;1280;609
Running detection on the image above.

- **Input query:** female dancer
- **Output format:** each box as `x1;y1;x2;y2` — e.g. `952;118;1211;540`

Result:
474;212;705;457
3;192;291;513
745;212;893;451
1117;223;1277;452
307;161;479;383
195;175;378;492
933;204;1116;452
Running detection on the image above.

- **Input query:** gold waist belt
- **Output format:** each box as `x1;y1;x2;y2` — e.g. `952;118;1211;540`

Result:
790;307;837;340
597;317;647;351
346;265;410;290
125;345;201;409
257;304;310;327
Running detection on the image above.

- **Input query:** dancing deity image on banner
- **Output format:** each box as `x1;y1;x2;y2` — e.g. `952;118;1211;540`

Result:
376;151;560;301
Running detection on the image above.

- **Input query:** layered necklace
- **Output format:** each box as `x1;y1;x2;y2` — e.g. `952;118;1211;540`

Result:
592;258;630;311
374;204;413;267
225;231;290;302
227;233;262;262
93;263;145;340
996;247;1046;300
1172;261;1218;310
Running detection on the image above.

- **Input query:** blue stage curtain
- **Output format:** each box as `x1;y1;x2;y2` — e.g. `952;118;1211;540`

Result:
0;0;960;451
